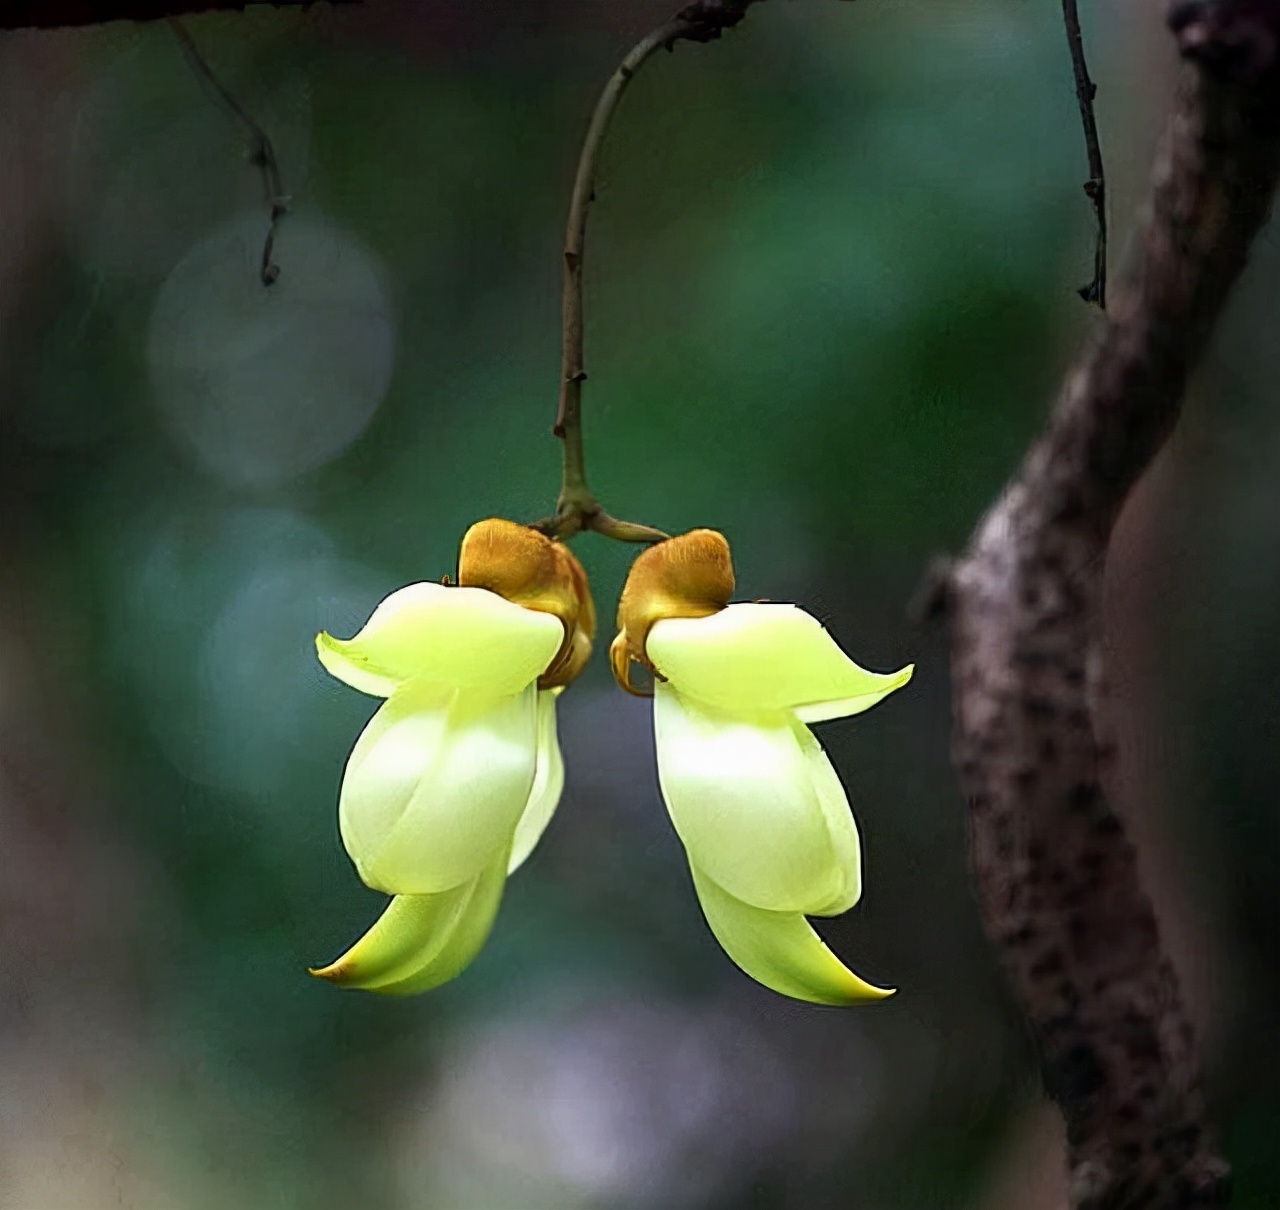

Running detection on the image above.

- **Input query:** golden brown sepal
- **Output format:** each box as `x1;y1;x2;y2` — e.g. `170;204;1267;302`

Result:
458;518;596;689
610;528;734;696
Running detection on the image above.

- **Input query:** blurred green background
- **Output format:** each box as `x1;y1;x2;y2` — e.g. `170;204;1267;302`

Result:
1;2;1277;1207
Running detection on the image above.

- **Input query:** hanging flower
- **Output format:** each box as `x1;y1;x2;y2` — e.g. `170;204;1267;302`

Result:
311;518;594;994
611;529;911;1005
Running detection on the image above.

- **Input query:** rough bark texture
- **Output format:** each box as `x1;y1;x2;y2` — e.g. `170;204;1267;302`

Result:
0;0;353;29
944;3;1280;1208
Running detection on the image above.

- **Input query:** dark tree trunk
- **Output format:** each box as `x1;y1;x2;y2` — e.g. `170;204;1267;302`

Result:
939;2;1280;1207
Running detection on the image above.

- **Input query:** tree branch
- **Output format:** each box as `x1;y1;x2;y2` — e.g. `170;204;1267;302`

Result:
942;2;1280;1207
0;1;351;28
1062;0;1108;308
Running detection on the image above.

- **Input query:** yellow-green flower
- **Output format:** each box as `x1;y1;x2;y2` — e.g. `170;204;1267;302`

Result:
311;519;594;994
611;530;912;1006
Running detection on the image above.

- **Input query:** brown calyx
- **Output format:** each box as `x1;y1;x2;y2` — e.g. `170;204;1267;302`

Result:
609;528;734;696
458;518;596;689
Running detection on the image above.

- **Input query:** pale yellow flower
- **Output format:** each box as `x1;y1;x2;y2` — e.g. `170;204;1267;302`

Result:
311;519;594;994
612;530;911;1005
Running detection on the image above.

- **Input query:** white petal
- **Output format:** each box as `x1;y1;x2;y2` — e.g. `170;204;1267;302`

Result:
508;688;565;874
647;603;912;719
690;864;894;1006
339;681;538;893
795;723;862;916
653;683;843;913
317;581;563;697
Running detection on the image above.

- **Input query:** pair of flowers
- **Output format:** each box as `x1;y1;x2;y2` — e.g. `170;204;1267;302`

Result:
311;519;912;1005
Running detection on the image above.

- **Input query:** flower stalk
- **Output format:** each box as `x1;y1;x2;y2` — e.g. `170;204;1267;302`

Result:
538;2;770;543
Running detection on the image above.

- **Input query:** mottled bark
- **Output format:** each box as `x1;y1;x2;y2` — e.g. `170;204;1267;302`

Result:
0;0;353;30
942;3;1280;1208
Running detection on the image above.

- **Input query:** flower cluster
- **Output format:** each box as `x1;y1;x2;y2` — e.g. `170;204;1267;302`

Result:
312;520;911;1004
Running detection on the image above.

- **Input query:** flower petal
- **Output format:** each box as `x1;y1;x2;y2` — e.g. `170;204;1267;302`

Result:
654;683;844;912
647;603;912;719
317;582;563;697
309;845;508;994
795;722;862;916
315;635;400;697
508;689;565;875
690;865;894;1006
339;682;538;894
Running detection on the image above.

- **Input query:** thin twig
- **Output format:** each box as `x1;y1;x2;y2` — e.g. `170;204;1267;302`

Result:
1062;0;1107;308
170;19;289;286
538;0;768;543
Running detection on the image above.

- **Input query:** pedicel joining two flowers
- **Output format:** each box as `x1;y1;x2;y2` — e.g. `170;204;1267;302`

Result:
312;519;912;1005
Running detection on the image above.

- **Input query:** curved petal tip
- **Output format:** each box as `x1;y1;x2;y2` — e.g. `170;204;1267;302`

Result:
310;848;508;995
691;865;895;1006
316;630;399;698
308;960;352;983
792;661;915;725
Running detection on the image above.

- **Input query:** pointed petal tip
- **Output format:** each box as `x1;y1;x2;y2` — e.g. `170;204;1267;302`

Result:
882;662;914;696
316;630;364;665
836;977;896;1005
308;956;404;993
307;959;353;984
784;963;896;1006
870;662;913;694
690;865;898;1007
314;629;349;668
791;659;915;724
310;853;510;996
307;960;412;995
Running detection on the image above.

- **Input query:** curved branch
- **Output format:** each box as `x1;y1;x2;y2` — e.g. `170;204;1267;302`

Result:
942;2;1280;1207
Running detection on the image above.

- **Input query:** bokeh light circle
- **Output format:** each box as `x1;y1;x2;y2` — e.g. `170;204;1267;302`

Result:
148;212;396;489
